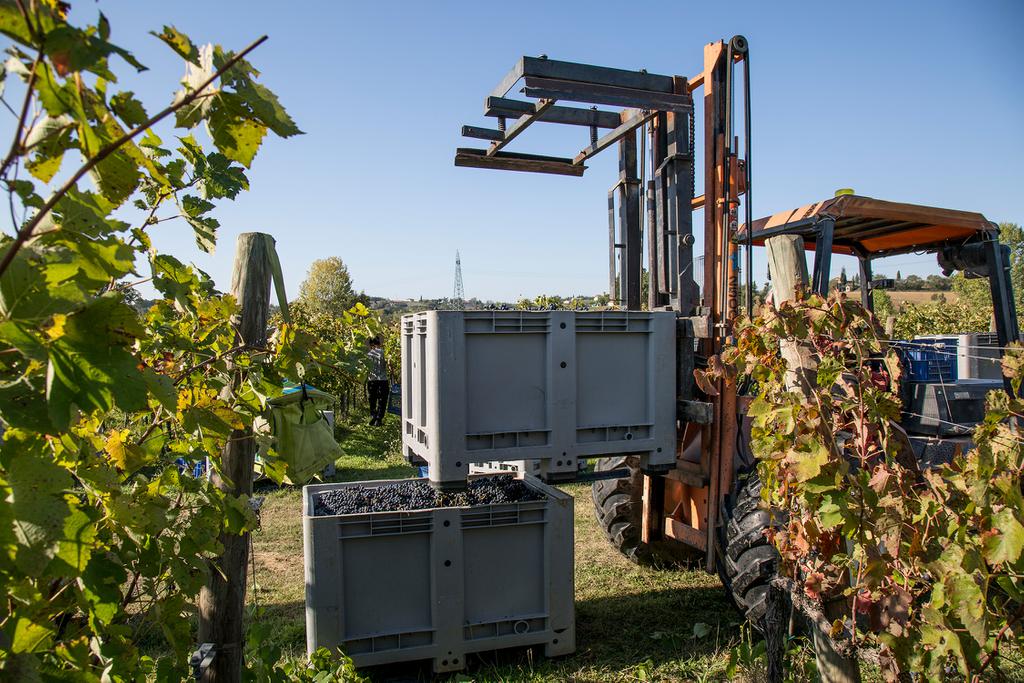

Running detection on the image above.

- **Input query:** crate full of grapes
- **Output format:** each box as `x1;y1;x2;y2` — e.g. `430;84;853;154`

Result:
302;473;574;672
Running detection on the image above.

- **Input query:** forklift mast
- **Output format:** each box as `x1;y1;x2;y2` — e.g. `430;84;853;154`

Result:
454;38;753;568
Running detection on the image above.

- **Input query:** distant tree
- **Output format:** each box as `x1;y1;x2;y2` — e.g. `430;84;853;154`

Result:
839;267;848;287
298;256;356;316
902;274;925;291
896;269;902;282
925;274;951;291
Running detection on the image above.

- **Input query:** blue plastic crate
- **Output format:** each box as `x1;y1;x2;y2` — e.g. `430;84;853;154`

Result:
896;338;958;383
387;383;402;416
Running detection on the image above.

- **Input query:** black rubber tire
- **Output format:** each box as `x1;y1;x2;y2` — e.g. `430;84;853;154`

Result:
717;471;781;626
591;456;702;566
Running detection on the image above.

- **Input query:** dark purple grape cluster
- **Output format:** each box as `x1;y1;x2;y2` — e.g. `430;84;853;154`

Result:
313;475;542;516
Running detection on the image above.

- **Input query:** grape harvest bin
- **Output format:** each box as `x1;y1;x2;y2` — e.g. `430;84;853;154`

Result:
303;474;575;672
401;310;677;487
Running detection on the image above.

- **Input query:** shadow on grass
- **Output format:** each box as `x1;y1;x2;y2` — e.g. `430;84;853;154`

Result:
278;584;742;682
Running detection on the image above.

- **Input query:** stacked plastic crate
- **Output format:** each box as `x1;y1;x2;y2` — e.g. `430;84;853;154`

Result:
400;310;677;488
896;335;1003;435
302;309;678;672
303;474;573;673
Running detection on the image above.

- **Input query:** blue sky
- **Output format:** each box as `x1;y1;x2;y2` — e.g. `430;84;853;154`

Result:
55;1;1024;302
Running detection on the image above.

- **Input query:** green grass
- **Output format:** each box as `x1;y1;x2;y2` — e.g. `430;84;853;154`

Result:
248;411;744;681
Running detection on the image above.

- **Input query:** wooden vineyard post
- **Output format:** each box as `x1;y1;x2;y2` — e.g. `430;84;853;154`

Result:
765;234;861;683
198;233;275;682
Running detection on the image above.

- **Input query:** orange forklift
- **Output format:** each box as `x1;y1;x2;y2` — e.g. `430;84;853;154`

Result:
454;37;1020;624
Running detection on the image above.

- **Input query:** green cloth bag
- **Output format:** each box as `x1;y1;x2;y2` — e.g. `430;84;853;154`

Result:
262;387;341;484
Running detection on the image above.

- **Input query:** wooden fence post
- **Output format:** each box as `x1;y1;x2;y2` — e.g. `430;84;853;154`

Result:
198;232;275;682
765;234;861;683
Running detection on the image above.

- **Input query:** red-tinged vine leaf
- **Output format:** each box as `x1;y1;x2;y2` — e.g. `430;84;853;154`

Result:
693;367;719;396
983;507;1024;566
44;21;147;78
804;571;826;600
869;464;891;493
854;589;875;615
878;587;912;636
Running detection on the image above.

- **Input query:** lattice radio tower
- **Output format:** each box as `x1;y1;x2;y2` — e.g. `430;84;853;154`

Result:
452;250;465;310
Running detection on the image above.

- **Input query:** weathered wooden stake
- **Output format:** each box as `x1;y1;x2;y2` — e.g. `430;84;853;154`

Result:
766;235;817;392
198;233;275;682
764;581;790;683
765;234;861;683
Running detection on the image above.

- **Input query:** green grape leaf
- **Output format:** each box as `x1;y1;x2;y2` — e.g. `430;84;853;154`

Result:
0;381;53;432
181;194;214;217
184;214;219;254
46;298;148;429
232;78;303;138
0;251;84;323
110;90;148;127
80;135;139;206
223;494;255;534
80;553;125;626
151;25;200;66
8;611;54;653
208;102;267;168
198;152;248;200
818;495;844;529
213;49;302;138
33;62;78;117
52;187;127;237
46;234;137;286
947;573;987;647
791;439;829;483
24;114;75;183
5;449;72;575
0;320;46;361
0;0;36;45
46;502;96;575
151;254;200;309
143;368;178;412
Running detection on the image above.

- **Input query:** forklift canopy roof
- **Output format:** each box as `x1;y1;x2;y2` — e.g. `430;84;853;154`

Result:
736;195;995;257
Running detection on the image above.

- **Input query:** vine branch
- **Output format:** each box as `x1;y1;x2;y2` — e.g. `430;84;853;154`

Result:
0;34;269;276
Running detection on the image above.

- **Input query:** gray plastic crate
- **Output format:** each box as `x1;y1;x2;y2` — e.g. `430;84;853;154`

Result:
956;333;1001;380
401;310;676;487
303;474;575;672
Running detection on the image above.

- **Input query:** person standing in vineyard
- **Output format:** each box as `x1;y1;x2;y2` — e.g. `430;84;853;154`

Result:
366;337;390;425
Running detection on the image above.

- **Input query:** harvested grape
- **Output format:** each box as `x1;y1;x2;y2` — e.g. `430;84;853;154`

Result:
313;475;542;515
